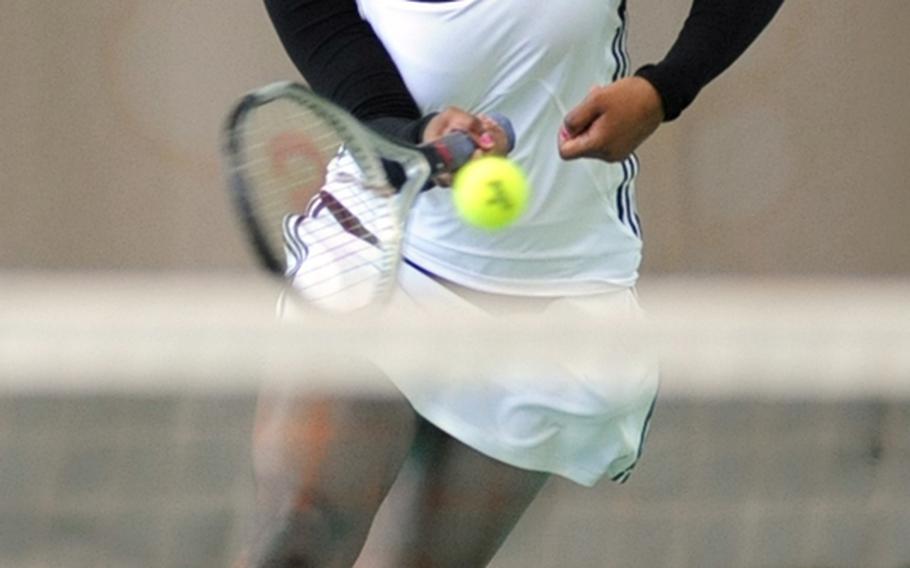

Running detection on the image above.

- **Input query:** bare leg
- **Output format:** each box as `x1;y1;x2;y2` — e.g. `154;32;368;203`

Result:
243;387;419;568
396;419;550;568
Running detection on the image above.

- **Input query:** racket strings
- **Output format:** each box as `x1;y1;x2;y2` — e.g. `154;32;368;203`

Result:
283;214;385;274
238;101;402;309
282;192;396;279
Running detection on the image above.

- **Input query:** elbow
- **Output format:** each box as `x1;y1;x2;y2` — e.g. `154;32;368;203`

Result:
263;0;289;21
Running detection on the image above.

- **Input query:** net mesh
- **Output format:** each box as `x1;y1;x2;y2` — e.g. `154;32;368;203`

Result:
2;272;909;568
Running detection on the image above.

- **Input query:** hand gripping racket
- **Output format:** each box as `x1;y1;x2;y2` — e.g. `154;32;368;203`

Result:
221;82;515;312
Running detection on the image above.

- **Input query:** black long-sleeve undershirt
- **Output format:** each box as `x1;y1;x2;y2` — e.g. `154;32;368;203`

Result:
264;0;784;141
634;0;784;120
263;0;432;143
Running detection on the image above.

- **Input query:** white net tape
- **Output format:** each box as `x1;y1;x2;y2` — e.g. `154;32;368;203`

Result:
3;272;909;398
2;272;909;568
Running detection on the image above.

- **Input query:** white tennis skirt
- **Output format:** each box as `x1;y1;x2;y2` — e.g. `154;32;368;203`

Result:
280;260;659;487
383;263;659;486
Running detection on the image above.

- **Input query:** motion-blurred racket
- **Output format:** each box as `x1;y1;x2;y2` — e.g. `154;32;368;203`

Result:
221;82;514;312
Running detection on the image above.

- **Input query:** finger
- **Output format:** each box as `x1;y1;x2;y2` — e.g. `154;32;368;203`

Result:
476;132;496;151
559;130;630;163
458;115;494;150
477;115;508;154
557;128;598;161
438;108;483;135
562;90;604;138
433;173;454;188
440;109;495;152
424;107;477;139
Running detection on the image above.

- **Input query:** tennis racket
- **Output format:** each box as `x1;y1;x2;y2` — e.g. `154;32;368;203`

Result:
221;82;514;312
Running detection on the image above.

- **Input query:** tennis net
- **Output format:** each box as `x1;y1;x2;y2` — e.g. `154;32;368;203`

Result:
1;272;908;567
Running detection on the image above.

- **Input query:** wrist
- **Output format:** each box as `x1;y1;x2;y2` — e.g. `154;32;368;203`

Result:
631;75;665;123
367;114;438;145
415;112;439;144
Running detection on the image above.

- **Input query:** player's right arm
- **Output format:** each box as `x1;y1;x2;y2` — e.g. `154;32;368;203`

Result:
263;0;429;142
263;0;500;152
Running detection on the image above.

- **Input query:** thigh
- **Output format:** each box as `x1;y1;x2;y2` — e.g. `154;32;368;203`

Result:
248;388;420;568
399;420;550;568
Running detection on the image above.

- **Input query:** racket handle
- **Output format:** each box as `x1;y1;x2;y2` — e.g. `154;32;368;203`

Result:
429;113;516;173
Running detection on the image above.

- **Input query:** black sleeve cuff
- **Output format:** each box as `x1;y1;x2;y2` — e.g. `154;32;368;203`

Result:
634;64;690;122
633;0;784;122
367;113;438;145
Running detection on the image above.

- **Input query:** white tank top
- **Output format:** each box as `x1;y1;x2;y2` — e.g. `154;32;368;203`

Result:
356;0;643;295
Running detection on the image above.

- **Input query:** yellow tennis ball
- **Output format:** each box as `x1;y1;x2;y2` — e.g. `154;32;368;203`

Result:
452;156;529;230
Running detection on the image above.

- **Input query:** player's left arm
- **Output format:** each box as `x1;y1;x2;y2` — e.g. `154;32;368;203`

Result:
558;0;785;163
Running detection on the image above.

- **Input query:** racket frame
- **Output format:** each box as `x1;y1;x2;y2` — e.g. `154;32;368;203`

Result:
222;82;432;306
222;81;508;309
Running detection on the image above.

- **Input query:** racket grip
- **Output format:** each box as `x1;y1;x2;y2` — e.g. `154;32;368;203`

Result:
435;113;516;172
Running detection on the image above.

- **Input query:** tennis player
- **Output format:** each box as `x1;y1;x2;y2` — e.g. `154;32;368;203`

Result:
243;0;784;566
